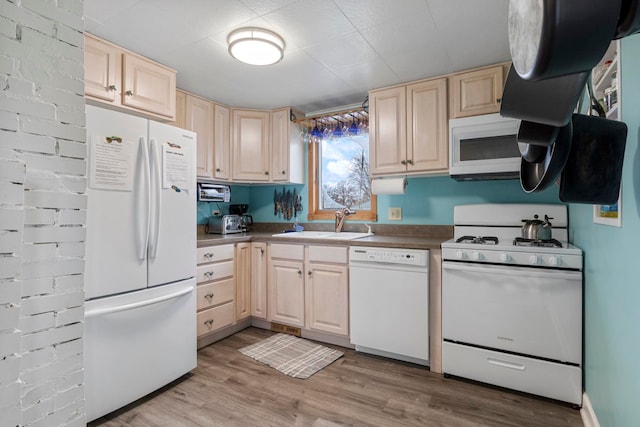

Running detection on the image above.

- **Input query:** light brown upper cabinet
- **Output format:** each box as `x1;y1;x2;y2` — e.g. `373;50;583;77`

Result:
84;33;176;120
213;104;231;181
370;77;448;176
449;64;504;119
232;109;271;181
85;33;120;103
271;108;304;184
172;90;187;129
231;108;303;183
186;94;214;178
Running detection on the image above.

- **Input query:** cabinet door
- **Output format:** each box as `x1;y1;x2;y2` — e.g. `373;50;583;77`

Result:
122;53;176;119
369;86;407;175
271;108;290;182
449;65;503;119
172;90;187;129
406;78;448;173
268;258;305;327
84;34;120;102
306;262;349;336
213;104;231;180
232;109;270;181
235;242;251;321
251;242;268;319
186;95;214;178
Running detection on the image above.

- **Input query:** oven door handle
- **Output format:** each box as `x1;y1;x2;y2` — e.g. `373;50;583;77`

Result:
442;261;581;281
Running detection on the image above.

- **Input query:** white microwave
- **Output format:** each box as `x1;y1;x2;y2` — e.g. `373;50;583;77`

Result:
449;113;521;181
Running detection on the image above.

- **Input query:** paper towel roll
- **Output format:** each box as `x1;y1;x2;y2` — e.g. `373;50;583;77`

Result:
371;177;407;195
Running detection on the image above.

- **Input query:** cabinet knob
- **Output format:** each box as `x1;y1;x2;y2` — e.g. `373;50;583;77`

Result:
204;293;214;302
407;159;414;165
264;171;269;175
204;271;214;278
281;170;286;175
125;90;133;96
308;271;312;276
496;98;502;103
204;252;214;259
216;168;221;172
204;319;214;328
297;270;302;276
400;160;407;165
107;85;117;91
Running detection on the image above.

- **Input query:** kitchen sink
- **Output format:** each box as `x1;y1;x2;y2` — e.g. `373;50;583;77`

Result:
271;231;372;240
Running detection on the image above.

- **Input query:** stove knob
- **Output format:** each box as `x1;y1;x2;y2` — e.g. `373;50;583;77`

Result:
470;251;482;261
529;255;540;265
455;250;466;260
499;253;512;263
548;256;561;266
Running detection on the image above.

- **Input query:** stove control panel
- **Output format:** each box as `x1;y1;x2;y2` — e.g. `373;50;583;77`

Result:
442;246;583;270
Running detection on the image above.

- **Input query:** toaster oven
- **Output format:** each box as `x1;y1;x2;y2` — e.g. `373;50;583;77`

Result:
205;215;242;234
197;182;230;202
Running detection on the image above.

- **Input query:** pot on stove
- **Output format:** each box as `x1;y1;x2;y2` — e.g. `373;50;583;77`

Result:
521;215;553;240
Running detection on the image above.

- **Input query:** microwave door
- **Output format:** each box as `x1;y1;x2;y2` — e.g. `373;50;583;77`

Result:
449;115;521;179
459;134;520;162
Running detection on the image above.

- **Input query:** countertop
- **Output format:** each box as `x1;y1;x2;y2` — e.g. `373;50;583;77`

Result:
197;226;451;250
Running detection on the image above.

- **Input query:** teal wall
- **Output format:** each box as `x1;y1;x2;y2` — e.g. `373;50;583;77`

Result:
568;35;640;426
243;176;559;225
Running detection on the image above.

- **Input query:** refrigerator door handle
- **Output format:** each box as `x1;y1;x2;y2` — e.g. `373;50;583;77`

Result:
148;138;161;259
137;137;151;261
84;286;193;318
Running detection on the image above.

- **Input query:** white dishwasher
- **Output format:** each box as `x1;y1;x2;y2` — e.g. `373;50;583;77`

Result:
349;246;429;366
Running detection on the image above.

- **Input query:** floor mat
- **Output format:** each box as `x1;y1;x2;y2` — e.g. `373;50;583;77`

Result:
239;333;343;379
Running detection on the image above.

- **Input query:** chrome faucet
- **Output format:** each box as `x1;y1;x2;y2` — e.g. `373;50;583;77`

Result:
335;207;355;233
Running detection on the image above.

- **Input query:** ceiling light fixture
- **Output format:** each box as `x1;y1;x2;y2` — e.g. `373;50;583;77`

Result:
227;27;285;66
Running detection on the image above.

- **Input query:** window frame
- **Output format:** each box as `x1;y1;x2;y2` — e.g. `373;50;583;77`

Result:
307;138;377;221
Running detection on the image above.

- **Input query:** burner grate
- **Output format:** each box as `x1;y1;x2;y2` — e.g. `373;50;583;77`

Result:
513;237;563;248
456;236;499;245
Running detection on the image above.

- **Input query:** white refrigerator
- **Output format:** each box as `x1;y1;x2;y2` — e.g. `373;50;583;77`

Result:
84;105;197;422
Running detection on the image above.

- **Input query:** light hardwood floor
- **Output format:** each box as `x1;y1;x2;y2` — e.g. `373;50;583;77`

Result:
90;327;583;427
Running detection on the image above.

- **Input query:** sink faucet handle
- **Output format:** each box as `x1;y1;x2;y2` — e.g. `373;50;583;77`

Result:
364;223;373;234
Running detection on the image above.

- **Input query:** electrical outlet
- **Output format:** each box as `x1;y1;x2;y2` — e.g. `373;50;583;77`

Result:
388;207;402;221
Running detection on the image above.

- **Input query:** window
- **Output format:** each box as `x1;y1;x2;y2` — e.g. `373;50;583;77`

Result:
308;116;377;221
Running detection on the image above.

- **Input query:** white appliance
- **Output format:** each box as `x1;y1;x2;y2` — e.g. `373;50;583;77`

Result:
349;246;429;366
197;182;231;202
84;105;197;422
441;204;583;406
449;113;521;181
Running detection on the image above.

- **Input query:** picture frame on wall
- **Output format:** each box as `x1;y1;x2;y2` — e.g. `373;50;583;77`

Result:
593;188;622;227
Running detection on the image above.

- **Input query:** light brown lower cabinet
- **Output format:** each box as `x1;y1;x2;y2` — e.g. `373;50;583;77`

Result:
250;242;268;319
235;242;251;321
268;244;305;327
196;244;235;337
267;243;349;337
305;246;349;336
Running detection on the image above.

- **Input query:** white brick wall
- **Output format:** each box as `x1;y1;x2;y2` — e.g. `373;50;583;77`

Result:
0;1;86;426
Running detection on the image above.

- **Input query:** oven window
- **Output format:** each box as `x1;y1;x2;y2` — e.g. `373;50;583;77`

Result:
459;134;520;161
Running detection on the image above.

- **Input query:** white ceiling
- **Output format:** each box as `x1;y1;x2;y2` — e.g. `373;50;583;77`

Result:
84;0;511;114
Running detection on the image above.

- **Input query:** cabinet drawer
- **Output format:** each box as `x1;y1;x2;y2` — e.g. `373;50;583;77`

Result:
197;278;234;310
308;245;347;264
269;243;304;260
197;244;235;264
197;302;234;336
197;260;234;283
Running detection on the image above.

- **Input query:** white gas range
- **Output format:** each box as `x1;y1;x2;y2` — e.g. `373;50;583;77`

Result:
441;204;583;407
